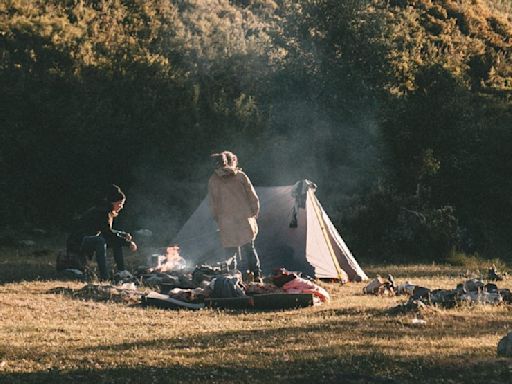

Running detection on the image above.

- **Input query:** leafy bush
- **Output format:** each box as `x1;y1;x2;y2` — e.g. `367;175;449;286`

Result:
345;188;460;262
1;0;512;263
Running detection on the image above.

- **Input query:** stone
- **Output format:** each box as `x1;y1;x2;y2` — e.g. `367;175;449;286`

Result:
363;275;385;294
497;332;512;357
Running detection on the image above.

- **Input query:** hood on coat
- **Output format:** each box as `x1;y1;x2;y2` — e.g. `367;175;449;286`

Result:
212;151;240;177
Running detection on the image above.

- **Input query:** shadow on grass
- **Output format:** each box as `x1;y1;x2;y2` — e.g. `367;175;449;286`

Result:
0;365;398;384
1;352;508;384
56;316;509;355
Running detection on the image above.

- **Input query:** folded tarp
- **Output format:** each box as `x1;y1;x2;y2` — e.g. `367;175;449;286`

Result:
143;292;315;310
204;296;254;309
205;293;314;310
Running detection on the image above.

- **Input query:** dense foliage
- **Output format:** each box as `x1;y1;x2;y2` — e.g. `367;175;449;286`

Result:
1;0;511;261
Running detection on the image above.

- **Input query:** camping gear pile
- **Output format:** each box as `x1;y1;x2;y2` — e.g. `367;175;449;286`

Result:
363;270;512;309
272;267;330;303
59;255;331;310
140;266;330;310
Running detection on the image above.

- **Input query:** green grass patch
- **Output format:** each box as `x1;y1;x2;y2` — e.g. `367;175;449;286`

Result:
446;252;509;272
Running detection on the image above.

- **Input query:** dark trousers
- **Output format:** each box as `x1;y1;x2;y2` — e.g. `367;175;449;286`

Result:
225;241;261;278
81;236;124;280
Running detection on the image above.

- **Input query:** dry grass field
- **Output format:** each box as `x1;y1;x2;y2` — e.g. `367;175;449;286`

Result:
1;244;511;384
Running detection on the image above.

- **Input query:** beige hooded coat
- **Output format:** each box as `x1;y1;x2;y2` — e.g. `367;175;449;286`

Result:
208;168;260;248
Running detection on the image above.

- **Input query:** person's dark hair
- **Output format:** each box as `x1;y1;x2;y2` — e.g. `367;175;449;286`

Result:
107;184;126;203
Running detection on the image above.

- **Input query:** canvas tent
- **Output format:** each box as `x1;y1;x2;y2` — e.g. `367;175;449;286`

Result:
174;180;367;282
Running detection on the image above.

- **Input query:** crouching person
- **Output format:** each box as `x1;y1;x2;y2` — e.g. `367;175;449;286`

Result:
66;184;137;281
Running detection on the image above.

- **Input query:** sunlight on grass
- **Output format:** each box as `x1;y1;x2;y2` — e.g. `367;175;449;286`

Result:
1;251;512;383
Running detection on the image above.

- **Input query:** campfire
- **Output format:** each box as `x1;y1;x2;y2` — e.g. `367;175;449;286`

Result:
147;245;185;272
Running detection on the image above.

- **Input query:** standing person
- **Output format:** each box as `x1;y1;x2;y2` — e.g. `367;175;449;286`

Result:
66;184;137;281
208;150;262;282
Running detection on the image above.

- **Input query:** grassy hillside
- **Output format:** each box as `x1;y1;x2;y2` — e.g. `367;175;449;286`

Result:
1;0;512;260
380;0;512;95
